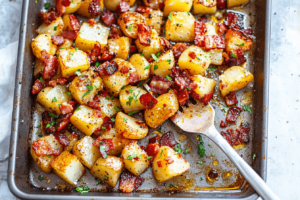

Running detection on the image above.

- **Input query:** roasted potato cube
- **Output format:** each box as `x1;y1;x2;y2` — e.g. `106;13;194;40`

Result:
31;34;57;59
34;58;45;77
101;128;130;155
115;112;148;139
108;37;132;60
178;45;211;75
163;0;193;17
129;54;150;80
165;12;195;42
64;0;82;13
75;22;110;51
70;105;104;136
227;0;249;8
205;23;218;36
37;85;72;115
225;28;253;52
69;70;103;104
152;146;190;183
57;39;73;50
191;75;216;98
143;10;163;35
104;0;135;11
37;17;64;36
50;151;85;185
209;49;223;65
219;66;254;96
97;95;122;117
121;141;150;176
144;89;179;128
101;58;137;97
77;0;104;18
119;86;147;113
64;131;79;152
142;0;162;9
135;30;162;60
118;12;146;39
90;156;124;187
194;0;217;15
150;50;175;77
72;136;101;169
30;134;63;173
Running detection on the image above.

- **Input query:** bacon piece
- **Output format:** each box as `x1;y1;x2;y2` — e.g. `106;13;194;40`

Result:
97;45;116;62
140;93;158;109
221;122;250;146
42;111;56;134
174;76;190;91
222;52;237;67
159;2;164;10
149;136;159;144
93;137;115;158
101;10;116;26
39;11;57;25
203;35;225;51
199;16;208;22
117;0;130;14
87;19;97;27
194;21;207;47
32;139;62;156
220;120;227;128
226;106;242;123
217;0;226;9
243;28;253;36
87;95;102;111
119;171;144;193
225;92;238;106
160;38;172;52
164;156;174;164
55;0;71;16
41;50;58;80
177;89;189;105
127;72;139;84
190;91;213;105
51;36;65;46
145;143;159;162
225;12;245;29
136;6;152;14
32;79;46;95
49;80;57;87
188;52;196;59
96;60;119;76
88;43;101;63
217;22;227;36
235;49;247;65
120;66;130;73
59;101;75;114
101;116;114;131
110;24;123;38
137;24;152;46
88;0;101;17
160;132;177;148
172;43;189;59
221;131;233;146
62;30;78;40
157;160;163;167
150;75;172;94
57;113;72;132
57;78;67;85
54;133;70;147
69;14;80;31
130;44;137;54
239;122;250;143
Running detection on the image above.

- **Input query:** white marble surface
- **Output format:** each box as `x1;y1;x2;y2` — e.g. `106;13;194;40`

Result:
0;0;299;199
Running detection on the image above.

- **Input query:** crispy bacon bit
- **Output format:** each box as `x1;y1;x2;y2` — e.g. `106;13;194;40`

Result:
174;76;190;91
32;139;62;156
140;93;158;109
188;52;196;59
88;0;101;17
71;132;80;138
97;60;119;76
221;122;250;146
164;156;174;164
194;21;207;47
117;0;130;14
42;111;56;134
62;30;78;40
217;0;226;9
93;137;115;158
239;122;250;143
146;143;160;162
41;50;58;80
172;43;190;59
190;91;214;105
159;2;164;10
243;28;253;36
199;16;208;22
149;136;159;144
54;133;70;147
150;75;172;94
157;160;163;167
119;171;144;193
39;11;57;25
225;12;244;29
59;101;75;114
223;52;237;67
160;132;177;148
32;79;46;94
57;113;72;132
57;78;67;85
204;35;225;51
225;92;238;106
69;14;80;31
61;0;71;6
226;106;242;123
136;6;152;14
130;44;137;54
220;120;227;128
49;80;57;87
101;116;114;131
235;49;247;65
88;43;101;63
120;66;130;73
137;24;152;46
87;95;101;111
177;89;189;105
110;24;123;37
87;19;97;27
217;22;227;36
51;36;65;46
127;72;139;84
101;10;116;26
160;38;172;52
98;45;116;61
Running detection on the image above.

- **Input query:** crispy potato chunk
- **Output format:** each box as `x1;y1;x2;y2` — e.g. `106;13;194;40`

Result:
225;28;253;52
97;95;122;117
143;10;163;35
57;39;73;50
209;49;223;65
64;0;82;13
193;0;217;15
135;30;162;60
31;34;57;59
227;0;249;8
150;50;175;78
108;37;132;60
129;54;150;80
119;86;147;113
37;17;64;36
118;12;146;39
191;75;216;98
77;0;104;18
163;0;193;17
101;128;130;156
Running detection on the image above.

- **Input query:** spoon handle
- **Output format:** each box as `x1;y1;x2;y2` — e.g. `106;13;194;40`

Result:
207;126;280;200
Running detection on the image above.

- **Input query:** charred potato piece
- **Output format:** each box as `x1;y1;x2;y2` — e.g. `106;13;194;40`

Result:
108;37;132;60
77;0;104;18
118;12;146;39
119;86;147;113
31;34;57;59
135;30;162;60
101;128;130;156
163;0;193;17
225;28;253;52
150;50;175;78
37;17;64;36
191;75;216;98
194;0;217;15
129;54;150;80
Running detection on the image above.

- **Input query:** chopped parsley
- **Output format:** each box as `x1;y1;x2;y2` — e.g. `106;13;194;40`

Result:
96;179;101;185
200;177;203;180
154;65;159;70
128;24;133;31
102;127;106;130
187;12;190;16
139;50;144;56
104;175;108;180
48;111;58;118
75;48;78;51
46;121;55;128
208;66;216;72
235;43;245;46
147;156;153;160
151;53;159;62
114;106;119;112
242;105;252;114
128;111;138;116
44;3;51;9
144;64;151;70
54;26;57;31
212;152;216;157
74;69;82;76
75;107;81;111
165;75;172;81
183;149;189;155
166;59;171;64
170;184;178;188
168;13;173;21
95;61;100;67
67;91;71;96
198;135;206;157
69;52;74;56
123;117;127;122
38;175;44;181
174;144;182;154
39;77;43;83
78;179;81;182
75;186;90;194
253;153;256;160
158;128;162;132
37;124;41;128
221;105;228;113
197;161;203;165
129;88;134;93
186;86;191;90
230;52;237;58
52;97;57;102
159;150;163;158
82;85;93;99
128;153;137;159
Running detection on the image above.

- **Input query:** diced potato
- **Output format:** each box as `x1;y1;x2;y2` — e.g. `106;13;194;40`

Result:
64;131;79;152
69;70;103;104
135;30;162;60
209;49;223;65
227;0;249;8
37;17;64;36
191;75;216;98
30;134;63;173
205;23;218;36
118;12;146;39
143;10;163;35
101;128;130;155
119;86;147;113
34;58;45;77
37;85;72;115
129;54;150;80
144;89;179;128
152;146;190;183
70;105;104;136
72;136;101;169
115;112;148;139
101;58;137;97
62;14;78;31
219;66;254;96
57;39;73;50
77;0;104;18
121;141;150;176
142;0;162;9
90;156;124;187
50;151;86;185
104;0;121;11
108;37;132;60
75;22;110;51
178;45;211;75
97;95;122;117
57;48;90;78
165;12;195;42
193;0;217;15
64;0;82;13
150;50;175;77
225;28;253;52
31;34;57;59
163;0;193;17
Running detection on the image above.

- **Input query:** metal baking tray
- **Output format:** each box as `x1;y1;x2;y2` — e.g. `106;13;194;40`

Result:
8;0;272;199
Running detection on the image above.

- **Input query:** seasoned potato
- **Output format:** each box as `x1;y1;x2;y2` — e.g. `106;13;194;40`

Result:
90;156;124;187
129;54;150;80
37;85;72;115
205;23;218;36
50;151;85;185
30;134;63;173
225;28;252;52
194;0;217;15
152;146;190;183
121;141;150;176
69;70;103;104
64;131;79;152
34;58;45;77
163;0;193;17
118;12;146;39
101;128;130;155
227;0;249;8
64;0;82;13
135;30;162;60
191;75;216;98
70;105;104;136
57;48;90;78
144;89;179;128
119;86;147;113
143;10;163;35
142;0;162;9
73;136;101;169
77;0;104;18
97;95;122;117
150;50;175;77
31;34;57;59
57;39;73;50
75;22;110;51
178;45;211;75
219;66;254;96
101;58;137;97
209;49;223;65
108;37;132;60
115;112;148;139
37;17;64;36
165;12;195;42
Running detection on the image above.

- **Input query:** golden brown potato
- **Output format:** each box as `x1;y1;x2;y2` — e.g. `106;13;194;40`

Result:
37;17;64;36
144;89;179;128
150;50;175;78
194;0;217;15
119;86;147;113
135;30;162;60
77;0;104;18
129;54;150;80
108;37;132;60
191;75;216;98
143;10;163;35
64;131;79;152
163;0;193;17
118;12;146;39
31;34;57;59
225;28;253;52
205;23;218;36
101;128;130;155
64;0;82;13
33;58;45;77
142;0;162;9
97;95;122;117
209;49;223;65
115;112;148;139
57;39;73;50
227;0;249;8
